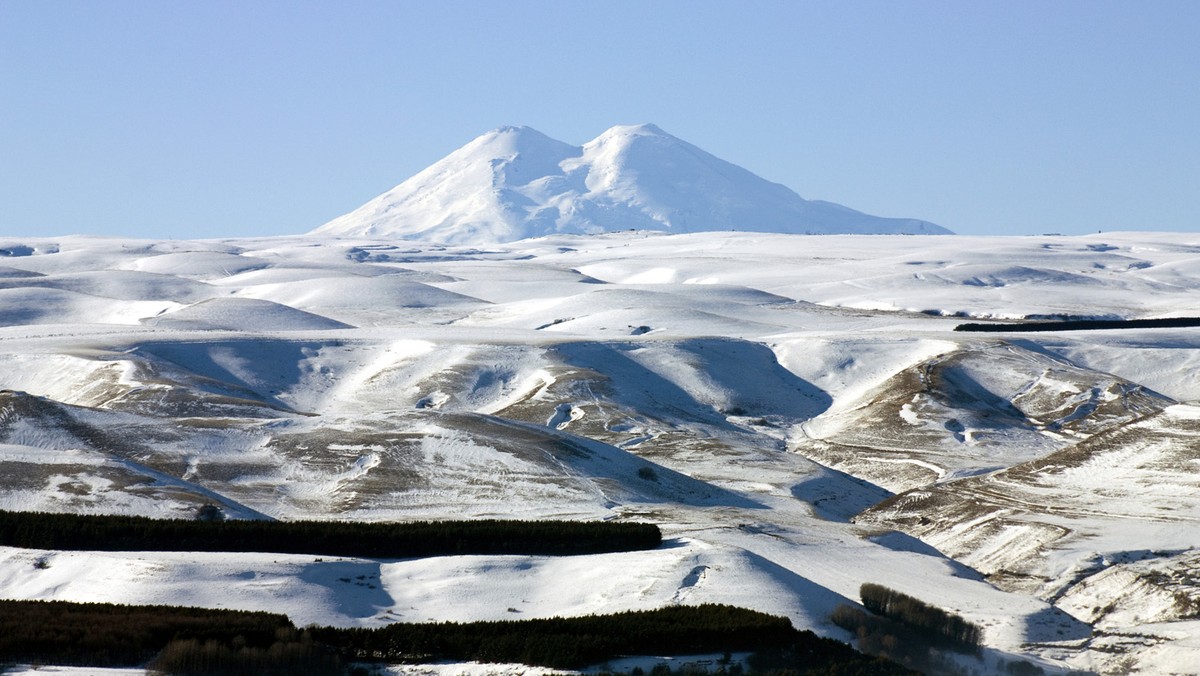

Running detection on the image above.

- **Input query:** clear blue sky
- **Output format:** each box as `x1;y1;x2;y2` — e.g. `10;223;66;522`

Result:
2;1;1198;238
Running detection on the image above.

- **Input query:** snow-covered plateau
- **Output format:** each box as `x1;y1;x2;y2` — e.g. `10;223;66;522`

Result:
3;230;1200;674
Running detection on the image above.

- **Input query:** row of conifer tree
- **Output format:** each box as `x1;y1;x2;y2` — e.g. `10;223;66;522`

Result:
0;599;911;674
830;583;983;672
0;508;661;557
858;583;982;650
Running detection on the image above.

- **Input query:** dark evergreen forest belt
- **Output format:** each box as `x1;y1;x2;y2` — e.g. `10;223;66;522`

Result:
314;604;801;669
0;599;293;667
0;599;911;674
955;316;1200;332
0;509;662;557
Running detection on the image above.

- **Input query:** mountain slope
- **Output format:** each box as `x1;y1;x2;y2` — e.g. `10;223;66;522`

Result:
312;124;950;243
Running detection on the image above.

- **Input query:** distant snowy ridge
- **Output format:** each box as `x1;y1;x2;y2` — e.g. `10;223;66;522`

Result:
312;124;951;243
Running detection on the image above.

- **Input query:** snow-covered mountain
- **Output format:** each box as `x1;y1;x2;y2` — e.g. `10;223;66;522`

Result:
312;124;951;242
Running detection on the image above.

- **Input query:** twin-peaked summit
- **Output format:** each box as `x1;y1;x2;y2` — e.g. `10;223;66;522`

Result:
312;124;951;243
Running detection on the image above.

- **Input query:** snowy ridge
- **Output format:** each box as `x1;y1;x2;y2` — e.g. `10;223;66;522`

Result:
312;124;950;243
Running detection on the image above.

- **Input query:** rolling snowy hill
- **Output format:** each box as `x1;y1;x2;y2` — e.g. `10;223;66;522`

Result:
312;125;951;243
3;231;1200;673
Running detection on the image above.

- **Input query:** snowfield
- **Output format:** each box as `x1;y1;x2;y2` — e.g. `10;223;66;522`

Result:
2;230;1200;673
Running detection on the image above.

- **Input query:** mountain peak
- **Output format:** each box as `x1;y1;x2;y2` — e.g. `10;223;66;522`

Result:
597;122;670;138
460;125;573;158
312;126;951;242
492;124;533;134
479;125;552;140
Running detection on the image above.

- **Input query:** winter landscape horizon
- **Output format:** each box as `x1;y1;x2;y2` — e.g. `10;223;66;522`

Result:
5;3;1200;674
2;117;1200;675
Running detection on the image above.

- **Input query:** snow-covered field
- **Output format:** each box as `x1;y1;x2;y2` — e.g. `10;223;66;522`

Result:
2;230;1200;673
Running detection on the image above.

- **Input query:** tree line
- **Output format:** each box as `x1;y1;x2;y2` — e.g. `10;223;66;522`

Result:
0;509;661;558
0;599;292;667
858;583;981;650
830;584;983;673
146;629;344;676
311;604;799;669
0;599;910;674
955;316;1200;332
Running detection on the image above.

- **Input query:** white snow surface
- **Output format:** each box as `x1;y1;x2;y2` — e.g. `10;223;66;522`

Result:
3;231;1200;673
311;124;950;243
